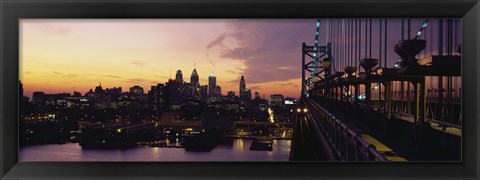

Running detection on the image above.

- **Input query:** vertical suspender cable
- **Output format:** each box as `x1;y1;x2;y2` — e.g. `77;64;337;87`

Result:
369;19;372;58
346;19;349;67
337;19;339;71
402;19;404;40
450;19;453;55
358;19;361;72
384;19;387;68
379;19;382;105
350;20;353;66
430;20;433;57
342;19;345;70
453;19;457;55
310;19;320;91
365;19;367;59
347;19;350;66
408;19;411;39
439;19;443;56
447;19;450;55
379;19;382;67
423;22;427;58
356;19;358;68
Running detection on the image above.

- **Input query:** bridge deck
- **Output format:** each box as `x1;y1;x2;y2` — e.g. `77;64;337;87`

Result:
393;113;461;137
308;97;460;161
361;134;407;161
308;98;406;161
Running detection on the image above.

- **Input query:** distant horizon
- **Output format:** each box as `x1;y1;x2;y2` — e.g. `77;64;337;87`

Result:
20;70;297;100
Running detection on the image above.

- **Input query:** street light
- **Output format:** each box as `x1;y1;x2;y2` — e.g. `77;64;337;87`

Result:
322;58;331;69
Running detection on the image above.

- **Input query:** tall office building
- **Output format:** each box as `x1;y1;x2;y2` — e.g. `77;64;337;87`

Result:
270;94;285;107
190;68;199;88
208;72;216;96
244;88;252;100
165;79;182;110
255;92;260;99
215;86;222;96
19;81;23;115
175;70;183;83
239;75;246;98
129;85;144;96
95;83;104;94
199;85;208;102
19;81;23;99
149;83;166;118
227;91;235;97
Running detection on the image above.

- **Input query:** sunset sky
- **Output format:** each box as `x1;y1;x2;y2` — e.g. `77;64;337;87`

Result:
20;19;461;99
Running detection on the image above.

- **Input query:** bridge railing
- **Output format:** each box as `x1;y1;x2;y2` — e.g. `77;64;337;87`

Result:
307;98;388;161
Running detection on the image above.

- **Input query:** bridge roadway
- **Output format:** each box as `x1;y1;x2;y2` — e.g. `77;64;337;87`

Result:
291;96;460;161
290;109;330;161
291;97;395;161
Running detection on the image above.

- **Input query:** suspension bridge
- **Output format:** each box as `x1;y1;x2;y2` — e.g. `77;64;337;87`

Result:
291;19;461;161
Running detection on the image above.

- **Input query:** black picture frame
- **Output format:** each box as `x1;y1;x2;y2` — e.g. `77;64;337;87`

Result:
1;0;479;179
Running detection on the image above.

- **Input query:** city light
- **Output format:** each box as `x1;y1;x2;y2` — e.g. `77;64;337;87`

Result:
358;94;366;100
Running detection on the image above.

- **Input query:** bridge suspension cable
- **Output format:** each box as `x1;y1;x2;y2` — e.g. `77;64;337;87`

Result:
309;19;321;91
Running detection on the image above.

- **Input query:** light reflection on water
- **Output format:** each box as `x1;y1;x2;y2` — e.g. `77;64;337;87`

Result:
19;139;291;161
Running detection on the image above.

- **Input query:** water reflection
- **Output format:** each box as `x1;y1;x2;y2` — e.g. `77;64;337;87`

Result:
268;108;275;123
20;139;291;161
233;139;244;151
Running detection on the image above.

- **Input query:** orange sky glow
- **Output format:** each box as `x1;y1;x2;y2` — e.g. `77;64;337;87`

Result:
20;19;304;99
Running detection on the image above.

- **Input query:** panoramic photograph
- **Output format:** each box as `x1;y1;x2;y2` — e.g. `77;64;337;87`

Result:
19;19;461;161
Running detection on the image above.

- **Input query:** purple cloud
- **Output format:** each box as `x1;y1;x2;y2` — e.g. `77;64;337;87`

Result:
206;19;447;85
207;19;315;84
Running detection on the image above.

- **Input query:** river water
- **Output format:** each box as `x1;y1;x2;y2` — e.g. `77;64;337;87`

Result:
19;139;291;161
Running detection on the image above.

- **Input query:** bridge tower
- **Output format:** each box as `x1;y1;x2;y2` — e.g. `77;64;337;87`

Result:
301;19;332;97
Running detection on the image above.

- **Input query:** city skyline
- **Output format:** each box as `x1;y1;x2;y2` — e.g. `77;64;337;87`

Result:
21;67;285;100
20;19;311;100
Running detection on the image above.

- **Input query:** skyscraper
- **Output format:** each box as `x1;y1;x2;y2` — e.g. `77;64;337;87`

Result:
239;75;246;98
175;70;183;83
149;83;166;118
245;88;252;100
270;94;285;107
227;91;235;97
95;83;104;94
19;81;23;115
199;85;208;102
208;72;216;96
19;81;23;99
129;85;144;96
255;92;260;99
165;79;182;110
190;68;199;88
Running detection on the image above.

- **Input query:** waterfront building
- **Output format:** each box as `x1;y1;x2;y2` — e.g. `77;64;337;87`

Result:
270;94;285;107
